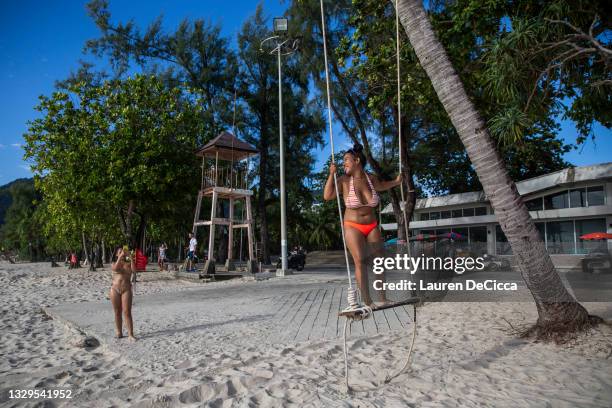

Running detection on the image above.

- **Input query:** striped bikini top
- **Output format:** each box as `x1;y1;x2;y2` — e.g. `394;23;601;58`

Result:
345;173;380;209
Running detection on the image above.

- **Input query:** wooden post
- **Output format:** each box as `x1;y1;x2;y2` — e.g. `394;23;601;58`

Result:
245;156;250;190
245;196;254;261
228;198;234;261
208;190;217;260
193;192;202;235
239;203;244;261
200;156;205;190
214;151;219;186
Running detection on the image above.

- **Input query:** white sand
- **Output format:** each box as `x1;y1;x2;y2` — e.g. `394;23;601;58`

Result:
1;262;611;407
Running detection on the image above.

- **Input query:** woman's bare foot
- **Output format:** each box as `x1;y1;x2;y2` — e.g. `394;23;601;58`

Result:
115;332;123;339
128;335;137;342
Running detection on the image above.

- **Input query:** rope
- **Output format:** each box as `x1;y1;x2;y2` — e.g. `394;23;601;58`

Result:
342;319;351;392
395;2;411;256
384;303;417;383
319;0;353;291
321;0;419;392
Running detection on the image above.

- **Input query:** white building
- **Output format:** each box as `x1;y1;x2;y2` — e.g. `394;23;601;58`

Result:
381;163;612;257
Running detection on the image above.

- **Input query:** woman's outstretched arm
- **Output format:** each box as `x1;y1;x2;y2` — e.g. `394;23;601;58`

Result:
371;173;402;192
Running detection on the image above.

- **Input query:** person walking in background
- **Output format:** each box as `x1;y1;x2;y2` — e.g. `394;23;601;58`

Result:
158;242;167;271
69;251;78;269
186;233;197;272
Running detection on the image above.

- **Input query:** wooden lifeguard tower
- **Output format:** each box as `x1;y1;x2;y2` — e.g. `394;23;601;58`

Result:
192;131;258;276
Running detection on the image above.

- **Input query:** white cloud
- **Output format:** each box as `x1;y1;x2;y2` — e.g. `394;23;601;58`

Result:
19;165;31;172
11;143;21;147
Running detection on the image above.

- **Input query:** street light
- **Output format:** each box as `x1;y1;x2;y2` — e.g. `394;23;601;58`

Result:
273;17;288;33
260;18;299;277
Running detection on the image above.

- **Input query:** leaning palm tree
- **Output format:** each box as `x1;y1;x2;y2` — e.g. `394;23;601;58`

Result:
393;0;595;337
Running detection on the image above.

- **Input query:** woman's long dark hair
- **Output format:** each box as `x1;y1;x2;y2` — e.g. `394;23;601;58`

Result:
345;143;366;167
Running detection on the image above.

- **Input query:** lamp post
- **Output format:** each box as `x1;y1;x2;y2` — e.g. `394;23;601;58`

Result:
261;18;298;277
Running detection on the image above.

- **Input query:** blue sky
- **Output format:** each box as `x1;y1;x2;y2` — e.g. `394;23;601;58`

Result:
0;0;610;185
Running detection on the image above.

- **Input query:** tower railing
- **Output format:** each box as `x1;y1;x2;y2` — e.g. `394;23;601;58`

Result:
202;166;248;190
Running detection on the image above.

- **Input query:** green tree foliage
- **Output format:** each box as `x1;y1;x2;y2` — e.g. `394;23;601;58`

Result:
76;0;239;140
342;0;576;192
300;154;345;250
0;178;32;225
0;179;45;260
79;1;325;259
287;1;422;241
24;75;205;250
473;0;610;144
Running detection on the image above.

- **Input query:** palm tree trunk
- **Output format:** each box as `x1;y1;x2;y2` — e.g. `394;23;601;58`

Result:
394;0;589;329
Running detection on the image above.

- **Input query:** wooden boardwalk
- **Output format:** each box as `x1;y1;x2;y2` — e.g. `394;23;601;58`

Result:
46;276;419;365
265;284;416;343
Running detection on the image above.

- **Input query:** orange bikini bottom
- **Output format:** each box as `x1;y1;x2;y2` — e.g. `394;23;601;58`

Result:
344;220;378;237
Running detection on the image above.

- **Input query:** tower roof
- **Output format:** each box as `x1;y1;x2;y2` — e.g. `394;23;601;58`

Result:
195;131;258;161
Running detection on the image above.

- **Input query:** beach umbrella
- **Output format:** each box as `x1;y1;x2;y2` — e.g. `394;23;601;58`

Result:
411;233;437;241
437;232;465;240
579;232;612;240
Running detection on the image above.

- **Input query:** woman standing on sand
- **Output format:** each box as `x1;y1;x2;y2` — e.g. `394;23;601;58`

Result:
323;143;402;306
110;247;136;341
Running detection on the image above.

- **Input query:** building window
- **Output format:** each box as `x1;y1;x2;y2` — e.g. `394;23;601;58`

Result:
420;213;430;221
469;226;487;242
569;188;586;208
544;190;569;210
452;209;463;218
535;222;546;241
525;197;543;211
429;212;440;220
546;221;574;254
469;226;488;255
576;218;606;254
463;208;475;217
440;210;451;219
495;225;512;255
587;186;605;206
474;207;487;216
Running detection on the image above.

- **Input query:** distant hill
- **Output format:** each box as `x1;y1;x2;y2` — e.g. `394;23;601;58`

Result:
0;178;34;225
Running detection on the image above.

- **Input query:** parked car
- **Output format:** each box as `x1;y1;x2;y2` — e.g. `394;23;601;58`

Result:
582;252;612;274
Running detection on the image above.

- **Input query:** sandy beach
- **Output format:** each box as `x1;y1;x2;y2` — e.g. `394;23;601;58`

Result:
1;262;611;407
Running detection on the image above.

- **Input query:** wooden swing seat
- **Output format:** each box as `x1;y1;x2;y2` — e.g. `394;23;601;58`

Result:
338;297;420;318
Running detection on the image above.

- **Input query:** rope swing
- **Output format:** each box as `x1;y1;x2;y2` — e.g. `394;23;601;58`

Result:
318;0;418;392
318;0;368;315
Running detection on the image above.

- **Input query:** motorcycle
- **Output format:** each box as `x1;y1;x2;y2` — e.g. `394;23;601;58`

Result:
276;250;306;271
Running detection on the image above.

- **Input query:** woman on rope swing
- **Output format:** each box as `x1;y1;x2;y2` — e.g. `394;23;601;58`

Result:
323;143;403;306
